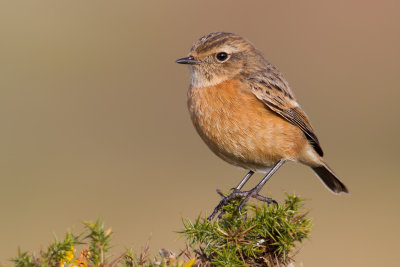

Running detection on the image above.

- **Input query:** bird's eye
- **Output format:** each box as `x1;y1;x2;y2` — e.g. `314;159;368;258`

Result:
216;52;229;62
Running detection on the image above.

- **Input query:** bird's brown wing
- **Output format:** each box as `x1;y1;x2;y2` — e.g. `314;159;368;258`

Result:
248;72;324;156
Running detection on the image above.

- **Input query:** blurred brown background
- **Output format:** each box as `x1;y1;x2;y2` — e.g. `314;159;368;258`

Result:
0;1;399;266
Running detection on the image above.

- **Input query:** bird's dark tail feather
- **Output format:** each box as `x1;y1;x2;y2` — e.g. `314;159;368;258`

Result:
312;164;349;194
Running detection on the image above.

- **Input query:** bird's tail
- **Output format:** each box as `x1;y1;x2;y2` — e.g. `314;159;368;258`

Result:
312;164;349;194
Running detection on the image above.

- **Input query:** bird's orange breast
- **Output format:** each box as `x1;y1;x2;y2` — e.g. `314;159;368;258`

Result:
187;79;308;171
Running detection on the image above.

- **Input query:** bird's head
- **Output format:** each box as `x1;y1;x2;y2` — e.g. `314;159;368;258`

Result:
176;32;265;88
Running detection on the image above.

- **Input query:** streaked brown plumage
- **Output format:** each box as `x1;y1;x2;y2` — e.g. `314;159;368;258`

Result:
177;32;348;219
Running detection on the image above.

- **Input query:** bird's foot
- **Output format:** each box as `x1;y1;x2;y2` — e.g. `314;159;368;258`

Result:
207;188;277;221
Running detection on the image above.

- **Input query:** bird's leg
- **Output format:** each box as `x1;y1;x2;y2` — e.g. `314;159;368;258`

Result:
233;170;254;191
237;160;285;212
208;171;254;220
207;161;285;220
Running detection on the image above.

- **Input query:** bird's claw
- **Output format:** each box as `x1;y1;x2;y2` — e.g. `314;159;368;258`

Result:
207;189;276;221
216;188;225;198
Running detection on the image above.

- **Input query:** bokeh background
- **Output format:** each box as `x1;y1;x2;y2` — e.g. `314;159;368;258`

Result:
0;1;399;266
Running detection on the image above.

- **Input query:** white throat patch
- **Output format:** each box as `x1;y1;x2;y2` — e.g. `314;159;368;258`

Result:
189;66;228;88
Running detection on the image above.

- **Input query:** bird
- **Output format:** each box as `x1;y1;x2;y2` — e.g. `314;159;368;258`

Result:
176;32;348;219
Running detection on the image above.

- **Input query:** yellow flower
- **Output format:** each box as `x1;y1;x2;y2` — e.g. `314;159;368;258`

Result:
65;246;75;262
70;259;88;267
59;245;75;267
182;258;196;267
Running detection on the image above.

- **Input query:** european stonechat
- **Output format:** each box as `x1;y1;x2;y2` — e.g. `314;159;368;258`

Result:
176;32;348;219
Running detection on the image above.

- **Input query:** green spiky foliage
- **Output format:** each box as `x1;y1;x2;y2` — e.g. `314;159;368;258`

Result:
7;220;195;267
7;194;311;267
83;220;113;265
11;231;81;267
181;194;312;266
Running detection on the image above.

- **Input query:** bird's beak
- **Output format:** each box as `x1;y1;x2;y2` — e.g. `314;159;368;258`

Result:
176;56;201;65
